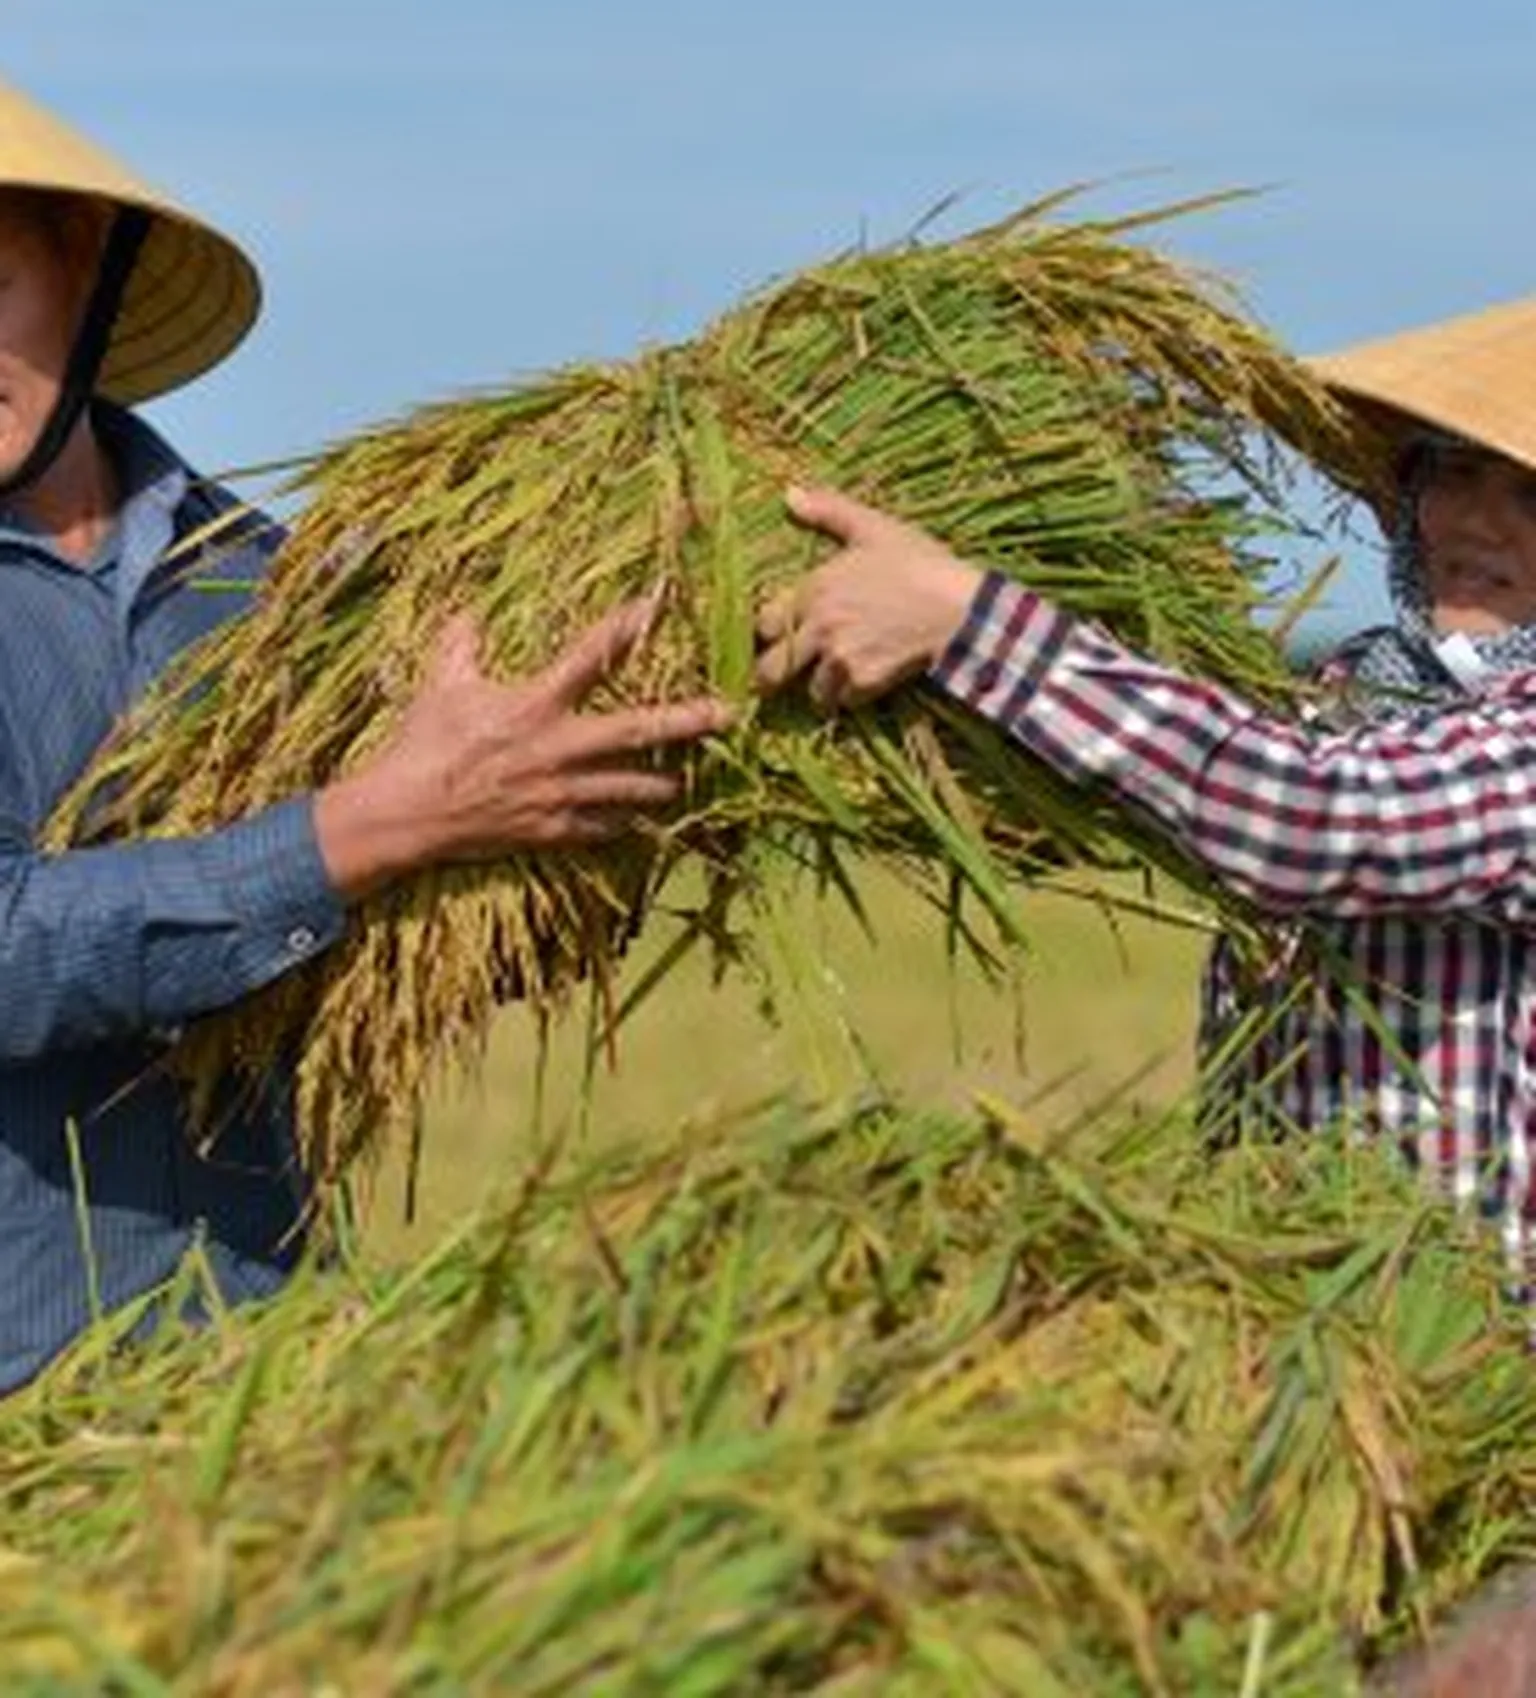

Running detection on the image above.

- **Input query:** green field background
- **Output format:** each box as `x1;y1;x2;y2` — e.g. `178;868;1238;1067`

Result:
366;870;1210;1255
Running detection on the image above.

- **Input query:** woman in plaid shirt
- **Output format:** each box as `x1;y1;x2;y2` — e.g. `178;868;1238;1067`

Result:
757;296;1536;1274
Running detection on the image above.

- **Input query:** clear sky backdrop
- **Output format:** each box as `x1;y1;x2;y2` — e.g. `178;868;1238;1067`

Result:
9;0;1534;642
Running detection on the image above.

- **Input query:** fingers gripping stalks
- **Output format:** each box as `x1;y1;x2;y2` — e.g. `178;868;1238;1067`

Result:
316;590;733;898
754;487;983;712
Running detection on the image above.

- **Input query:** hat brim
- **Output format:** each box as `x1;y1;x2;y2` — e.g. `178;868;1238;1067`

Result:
0;80;261;404
96;201;260;405
1305;294;1536;507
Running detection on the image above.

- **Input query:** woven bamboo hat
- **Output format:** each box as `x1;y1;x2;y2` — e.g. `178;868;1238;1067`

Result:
1309;295;1536;501
0;76;259;405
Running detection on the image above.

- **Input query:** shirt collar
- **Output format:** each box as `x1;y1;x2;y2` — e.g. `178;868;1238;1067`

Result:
0;401;193;602
93;399;191;518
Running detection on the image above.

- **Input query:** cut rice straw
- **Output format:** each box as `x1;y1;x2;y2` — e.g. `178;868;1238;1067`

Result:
47;187;1374;1183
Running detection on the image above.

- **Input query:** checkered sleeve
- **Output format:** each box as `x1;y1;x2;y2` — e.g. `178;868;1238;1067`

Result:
0;796;346;1062
930;572;1536;922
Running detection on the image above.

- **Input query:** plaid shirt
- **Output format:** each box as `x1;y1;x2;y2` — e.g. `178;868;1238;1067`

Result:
932;572;1536;1271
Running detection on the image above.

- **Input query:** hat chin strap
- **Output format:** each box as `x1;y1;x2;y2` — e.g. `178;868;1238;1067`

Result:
0;205;151;501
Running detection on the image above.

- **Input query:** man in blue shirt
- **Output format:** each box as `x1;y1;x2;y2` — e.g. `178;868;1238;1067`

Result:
0;80;729;1392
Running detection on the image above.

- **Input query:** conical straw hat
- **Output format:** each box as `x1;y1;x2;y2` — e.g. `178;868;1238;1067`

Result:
0;78;259;405
1308;294;1536;498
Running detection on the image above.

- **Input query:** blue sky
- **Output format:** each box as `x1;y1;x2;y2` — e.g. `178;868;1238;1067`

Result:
9;0;1534;639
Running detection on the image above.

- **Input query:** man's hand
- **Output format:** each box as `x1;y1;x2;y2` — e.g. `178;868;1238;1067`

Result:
755;486;983;710
315;594;732;899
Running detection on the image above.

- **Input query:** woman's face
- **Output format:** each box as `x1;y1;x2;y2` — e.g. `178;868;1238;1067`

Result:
1417;443;1536;635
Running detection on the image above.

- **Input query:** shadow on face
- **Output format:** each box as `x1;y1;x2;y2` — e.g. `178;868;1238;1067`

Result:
0;189;107;487
1413;443;1536;636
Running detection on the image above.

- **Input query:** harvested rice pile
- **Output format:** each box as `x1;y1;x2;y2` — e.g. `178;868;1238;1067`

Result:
0;1095;1529;1694
48;191;1369;1179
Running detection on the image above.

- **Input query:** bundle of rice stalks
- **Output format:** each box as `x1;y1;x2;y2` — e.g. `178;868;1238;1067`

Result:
49;189;1368;1179
1;1096;1529;1695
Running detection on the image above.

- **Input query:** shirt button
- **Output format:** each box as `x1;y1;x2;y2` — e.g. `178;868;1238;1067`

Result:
286;925;319;955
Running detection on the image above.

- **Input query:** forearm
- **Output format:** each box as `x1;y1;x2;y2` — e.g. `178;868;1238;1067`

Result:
0;796;345;1061
931;574;1536;922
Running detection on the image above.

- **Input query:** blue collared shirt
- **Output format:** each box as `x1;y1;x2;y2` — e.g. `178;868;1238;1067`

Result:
0;403;347;1392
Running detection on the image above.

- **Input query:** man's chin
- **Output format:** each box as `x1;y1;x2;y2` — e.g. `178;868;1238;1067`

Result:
0;432;30;488
0;425;46;493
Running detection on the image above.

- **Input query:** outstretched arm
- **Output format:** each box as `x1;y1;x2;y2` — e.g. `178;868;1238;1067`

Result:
2;595;732;1062
757;486;1536;923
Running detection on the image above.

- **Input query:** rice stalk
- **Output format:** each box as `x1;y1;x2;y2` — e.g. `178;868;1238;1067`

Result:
0;1094;1528;1694
47;190;1370;1180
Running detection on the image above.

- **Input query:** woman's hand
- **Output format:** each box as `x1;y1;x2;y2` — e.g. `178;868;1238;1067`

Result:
755;486;983;710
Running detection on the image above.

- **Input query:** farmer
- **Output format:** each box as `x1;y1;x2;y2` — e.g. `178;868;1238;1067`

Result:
0;81;728;1393
758;293;1536;1281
